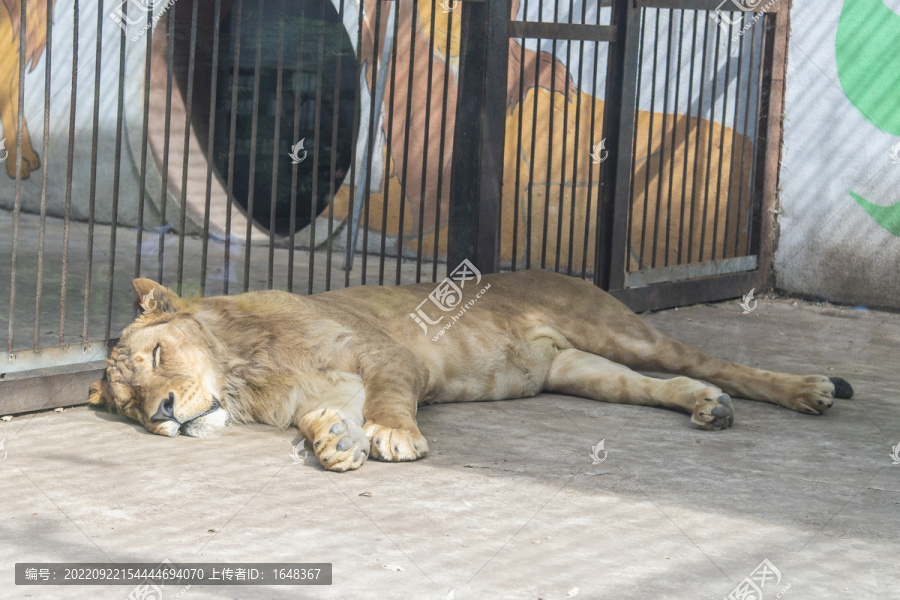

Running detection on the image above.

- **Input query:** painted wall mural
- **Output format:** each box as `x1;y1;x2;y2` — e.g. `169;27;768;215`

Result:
0;0;55;180
776;0;900;308
333;0;758;272
0;0;758;278
836;0;900;236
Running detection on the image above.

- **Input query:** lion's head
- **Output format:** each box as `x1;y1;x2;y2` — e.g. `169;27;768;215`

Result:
88;279;230;438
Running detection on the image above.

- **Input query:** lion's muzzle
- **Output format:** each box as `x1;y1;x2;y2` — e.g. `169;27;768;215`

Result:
149;395;225;438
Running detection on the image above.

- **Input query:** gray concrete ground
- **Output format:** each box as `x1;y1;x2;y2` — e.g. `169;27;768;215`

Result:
1;297;898;599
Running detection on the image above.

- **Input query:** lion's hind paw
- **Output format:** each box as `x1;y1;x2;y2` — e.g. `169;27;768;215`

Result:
691;393;734;431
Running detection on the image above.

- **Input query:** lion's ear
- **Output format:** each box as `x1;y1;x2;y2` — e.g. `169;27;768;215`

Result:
88;380;112;408
132;278;183;314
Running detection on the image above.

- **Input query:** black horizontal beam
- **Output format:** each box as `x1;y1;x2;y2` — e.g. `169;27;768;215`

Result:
508;22;617;42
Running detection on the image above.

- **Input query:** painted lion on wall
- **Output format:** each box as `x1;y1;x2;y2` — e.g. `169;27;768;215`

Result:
0;0;54;179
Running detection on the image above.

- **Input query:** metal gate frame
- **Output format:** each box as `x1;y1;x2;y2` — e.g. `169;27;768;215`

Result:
453;0;790;313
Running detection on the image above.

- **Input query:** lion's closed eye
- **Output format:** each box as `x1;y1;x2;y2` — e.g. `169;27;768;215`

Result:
152;343;161;369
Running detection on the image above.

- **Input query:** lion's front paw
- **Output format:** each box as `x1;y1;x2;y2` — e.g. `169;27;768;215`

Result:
691;393;734;431
299;408;370;472
364;423;429;462
787;376;836;415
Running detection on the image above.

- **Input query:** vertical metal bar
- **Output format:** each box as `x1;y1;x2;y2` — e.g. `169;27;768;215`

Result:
358;0;383;287
677;9;699;266
749;16;772;258
698;19;721;263
650;10;674;269
602;0;641;292
432;3;455;281
327;0;347;291
345;0;365;288
638;10;659;269
664;9;684;267
511;0;528;273
59;0;74;344
710;17;734;260
34;0;54;348
378;0;401;285
223;0;243;295
447;0;508;272
242;0;265;293
687;14;710;264
582;39;601;278
7;0;26;351
735;16;756;257
396;0;419;284
135;0;154;282
525;12;542;270
308;8;325;294
723;22;745;256
106;0;129;339
555;0;573;274
625;9;645;272
540;34;557;270
157;10;175;283
83;0;104;343
415;0;439;283
176;0;200;294
287;5;304;293
267;0;286;290
200;0;223;295
566;0;583;277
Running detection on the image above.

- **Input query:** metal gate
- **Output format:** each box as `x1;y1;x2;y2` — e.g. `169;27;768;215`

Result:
458;0;788;312
0;0;788;414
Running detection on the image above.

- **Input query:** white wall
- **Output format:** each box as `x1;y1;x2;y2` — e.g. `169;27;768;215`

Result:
776;0;900;308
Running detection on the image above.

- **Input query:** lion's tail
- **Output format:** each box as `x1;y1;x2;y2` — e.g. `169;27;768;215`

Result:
2;0;56;72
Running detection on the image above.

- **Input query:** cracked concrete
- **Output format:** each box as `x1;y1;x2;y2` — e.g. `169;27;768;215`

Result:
1;298;898;599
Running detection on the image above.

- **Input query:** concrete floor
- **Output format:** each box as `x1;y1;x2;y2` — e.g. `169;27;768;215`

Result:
1;298;899;599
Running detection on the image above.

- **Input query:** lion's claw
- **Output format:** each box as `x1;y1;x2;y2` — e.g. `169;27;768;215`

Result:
364;423;429;462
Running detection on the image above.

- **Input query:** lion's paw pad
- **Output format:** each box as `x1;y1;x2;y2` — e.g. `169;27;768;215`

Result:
364;423;429;462
301;408;369;472
692;393;734;431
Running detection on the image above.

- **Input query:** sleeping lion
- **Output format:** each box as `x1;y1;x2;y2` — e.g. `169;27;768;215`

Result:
88;269;853;471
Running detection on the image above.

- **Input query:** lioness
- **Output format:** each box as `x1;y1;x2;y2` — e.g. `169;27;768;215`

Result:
88;270;852;471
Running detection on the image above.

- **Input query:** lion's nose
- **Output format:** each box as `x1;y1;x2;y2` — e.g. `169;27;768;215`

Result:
152;392;181;424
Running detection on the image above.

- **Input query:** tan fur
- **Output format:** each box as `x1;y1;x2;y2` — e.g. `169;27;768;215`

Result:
89;271;850;471
0;0;54;179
